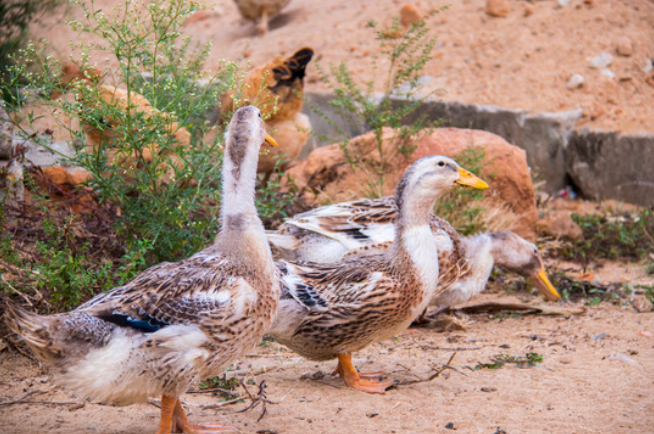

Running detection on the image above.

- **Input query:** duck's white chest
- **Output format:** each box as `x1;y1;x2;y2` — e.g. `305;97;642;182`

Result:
402;225;440;295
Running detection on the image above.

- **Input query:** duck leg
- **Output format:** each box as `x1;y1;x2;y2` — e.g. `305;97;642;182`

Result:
172;398;236;433
334;353;392;394
154;395;176;434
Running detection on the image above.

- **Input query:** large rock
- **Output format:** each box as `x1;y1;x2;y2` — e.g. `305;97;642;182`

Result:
287;127;538;240
566;130;654;206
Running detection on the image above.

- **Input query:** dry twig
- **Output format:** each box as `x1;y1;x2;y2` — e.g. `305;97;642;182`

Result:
390;352;456;388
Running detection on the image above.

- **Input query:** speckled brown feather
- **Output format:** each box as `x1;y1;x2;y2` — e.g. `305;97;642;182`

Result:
275;248;425;361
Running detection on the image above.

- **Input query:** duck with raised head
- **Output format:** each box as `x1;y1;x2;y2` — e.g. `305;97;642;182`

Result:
5;105;279;434
268;156;489;394
267;196;560;321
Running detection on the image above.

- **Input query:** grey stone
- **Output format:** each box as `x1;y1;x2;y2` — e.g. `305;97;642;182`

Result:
300;92;369;159
0;102;13;159
11;132;76;167
566;130;654;206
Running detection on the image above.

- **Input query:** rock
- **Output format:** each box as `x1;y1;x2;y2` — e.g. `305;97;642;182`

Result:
400;4;423;28
486;0;510;17
0;160;25;203
589;52;613;69
538;210;584;241
616;36;633;57
288;128;539;240
567;74;585;89
524;4;534;16
41;166;92;188
600;68;615;79
0;102;13;159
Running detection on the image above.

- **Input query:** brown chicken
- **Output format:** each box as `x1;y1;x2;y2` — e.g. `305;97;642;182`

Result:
233;0;292;35
58;65;190;179
221;47;313;176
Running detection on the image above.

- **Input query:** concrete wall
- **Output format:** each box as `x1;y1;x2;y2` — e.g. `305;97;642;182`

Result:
302;92;654;207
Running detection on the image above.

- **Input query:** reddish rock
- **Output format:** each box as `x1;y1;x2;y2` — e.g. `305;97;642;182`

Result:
538;210;584;241
41;166;92;188
287;128;539;240
400;4;424;28
486;0;510;18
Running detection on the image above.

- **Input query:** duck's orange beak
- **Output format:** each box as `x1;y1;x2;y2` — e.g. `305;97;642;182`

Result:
265;133;278;147
455;167;489;189
531;266;561;301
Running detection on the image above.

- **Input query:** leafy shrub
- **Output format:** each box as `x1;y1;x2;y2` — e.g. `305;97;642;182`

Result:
0;0;296;311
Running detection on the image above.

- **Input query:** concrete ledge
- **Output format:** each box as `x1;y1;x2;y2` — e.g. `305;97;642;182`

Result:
566;130;654;207
302;92;654;207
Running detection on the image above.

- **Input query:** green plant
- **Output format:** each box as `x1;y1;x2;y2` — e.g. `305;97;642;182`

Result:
0;0;297;311
315;9;446;197
555;210;654;264
433;146;488;235
474;352;543;370
0;0;62;84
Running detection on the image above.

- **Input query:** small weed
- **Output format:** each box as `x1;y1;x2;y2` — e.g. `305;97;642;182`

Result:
642;285;654;307
434;146;488;235
316;9;446;197
555;210;654;264
474;352;543;370
199;375;240;392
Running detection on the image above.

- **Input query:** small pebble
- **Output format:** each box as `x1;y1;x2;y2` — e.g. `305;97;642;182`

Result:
481;386;498;392
600;68;615;78
445;422;457;430
616;36;633;57
567;73;585;89
589;52;613;69
486;0;510;17
592;332;606;341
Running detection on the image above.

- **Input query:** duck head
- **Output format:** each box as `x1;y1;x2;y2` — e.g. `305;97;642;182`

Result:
395;155;489;210
489;231;560;301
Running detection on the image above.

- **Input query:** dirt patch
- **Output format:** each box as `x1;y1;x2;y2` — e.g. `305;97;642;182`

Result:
30;0;654;134
1;292;652;434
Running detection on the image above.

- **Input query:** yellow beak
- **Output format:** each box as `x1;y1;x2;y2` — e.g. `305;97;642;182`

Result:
531;267;561;301
455;167;489;189
265;133;278;147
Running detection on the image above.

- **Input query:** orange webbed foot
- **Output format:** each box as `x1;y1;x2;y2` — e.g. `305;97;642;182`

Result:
334;353;393;394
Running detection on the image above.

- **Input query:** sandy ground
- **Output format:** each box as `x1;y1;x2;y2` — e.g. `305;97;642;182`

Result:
1;289;653;434
30;0;654;134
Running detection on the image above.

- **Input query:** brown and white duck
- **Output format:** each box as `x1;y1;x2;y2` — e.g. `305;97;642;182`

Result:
268;156;489;393
5;106;279;434
267;196;560;320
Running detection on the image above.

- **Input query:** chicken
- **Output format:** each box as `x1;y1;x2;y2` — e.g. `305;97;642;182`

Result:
58;65;190;179
221;47;313;177
233;0;292;35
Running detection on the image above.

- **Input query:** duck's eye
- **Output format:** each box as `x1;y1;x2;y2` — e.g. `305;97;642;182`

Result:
438;161;445;167
258;113;262;118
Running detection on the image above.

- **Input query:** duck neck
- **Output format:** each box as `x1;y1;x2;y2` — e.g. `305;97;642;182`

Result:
214;145;269;263
392;189;442;296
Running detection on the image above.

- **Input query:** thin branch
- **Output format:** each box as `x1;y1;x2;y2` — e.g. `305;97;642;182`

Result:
390;352;456;388
0;390;45;406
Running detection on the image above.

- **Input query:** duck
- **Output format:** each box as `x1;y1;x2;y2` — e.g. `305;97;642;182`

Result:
221;47;313;178
268;156;489;393
267;196;560;322
233;0;292;35
5;105;280;434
